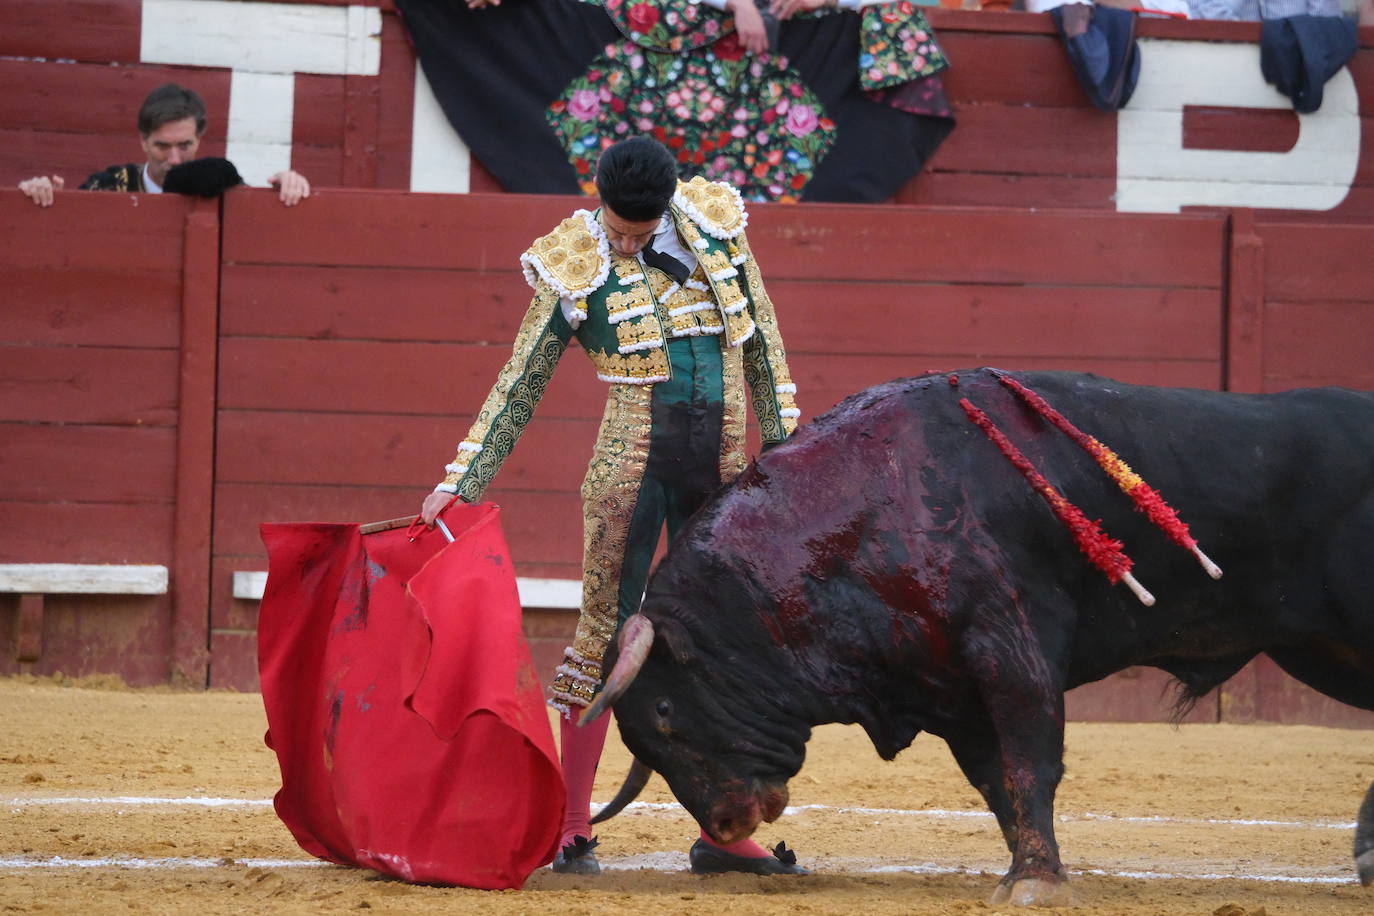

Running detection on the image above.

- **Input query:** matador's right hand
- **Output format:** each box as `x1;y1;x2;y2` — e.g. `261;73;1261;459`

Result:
421;490;459;527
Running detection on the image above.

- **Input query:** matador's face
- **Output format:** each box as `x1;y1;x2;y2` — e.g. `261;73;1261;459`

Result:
600;206;661;258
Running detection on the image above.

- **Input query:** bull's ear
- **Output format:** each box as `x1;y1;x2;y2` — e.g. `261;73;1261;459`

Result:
654;617;697;665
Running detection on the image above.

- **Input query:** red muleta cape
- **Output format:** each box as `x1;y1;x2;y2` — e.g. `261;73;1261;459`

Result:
257;502;564;889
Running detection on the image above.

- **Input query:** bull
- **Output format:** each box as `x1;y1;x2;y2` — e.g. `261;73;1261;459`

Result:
583;368;1374;905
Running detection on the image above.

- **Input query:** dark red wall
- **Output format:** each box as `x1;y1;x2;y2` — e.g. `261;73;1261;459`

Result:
3;187;1373;726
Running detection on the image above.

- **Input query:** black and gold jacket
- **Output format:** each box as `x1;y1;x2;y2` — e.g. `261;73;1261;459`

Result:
79;164;146;192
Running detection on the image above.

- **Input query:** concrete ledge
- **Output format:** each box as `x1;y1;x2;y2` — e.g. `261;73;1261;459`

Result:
0;564;169;595
232;570;580;609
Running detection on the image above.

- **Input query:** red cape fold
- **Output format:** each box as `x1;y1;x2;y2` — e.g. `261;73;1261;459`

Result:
257;503;564;889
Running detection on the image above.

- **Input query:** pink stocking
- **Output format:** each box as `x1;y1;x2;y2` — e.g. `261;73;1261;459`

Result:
697;829;770;859
559;706;611;847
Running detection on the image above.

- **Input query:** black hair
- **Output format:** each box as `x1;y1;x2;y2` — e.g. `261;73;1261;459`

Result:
595;136;678;222
138;83;208;137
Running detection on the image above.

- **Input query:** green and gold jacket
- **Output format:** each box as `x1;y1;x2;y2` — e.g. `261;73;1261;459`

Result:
436;177;799;501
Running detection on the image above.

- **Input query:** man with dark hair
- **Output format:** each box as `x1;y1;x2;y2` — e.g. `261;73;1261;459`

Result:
419;135;806;876
18;82;309;206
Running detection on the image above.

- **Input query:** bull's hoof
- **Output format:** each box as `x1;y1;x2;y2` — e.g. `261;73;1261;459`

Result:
988;876;1074;907
1357;848;1374;887
689;839;810;875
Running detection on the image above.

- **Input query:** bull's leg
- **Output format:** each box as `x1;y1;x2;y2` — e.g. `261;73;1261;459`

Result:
1358;779;1374;886
945;731;1019;854
965;637;1072;907
1268;644;1374;885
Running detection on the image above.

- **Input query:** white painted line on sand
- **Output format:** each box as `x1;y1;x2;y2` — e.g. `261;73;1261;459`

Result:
5;796;1356;831
0;853;1357;885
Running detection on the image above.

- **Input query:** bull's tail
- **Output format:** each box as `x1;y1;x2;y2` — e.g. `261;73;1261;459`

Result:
590;758;653;825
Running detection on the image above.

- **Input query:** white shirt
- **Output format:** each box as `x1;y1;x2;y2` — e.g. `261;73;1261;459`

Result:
142;164;164;194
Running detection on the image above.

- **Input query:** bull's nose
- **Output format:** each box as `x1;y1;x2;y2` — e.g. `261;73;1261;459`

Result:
708;795;763;845
761;782;790;823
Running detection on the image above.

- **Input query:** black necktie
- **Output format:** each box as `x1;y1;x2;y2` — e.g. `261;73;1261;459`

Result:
641;235;692;285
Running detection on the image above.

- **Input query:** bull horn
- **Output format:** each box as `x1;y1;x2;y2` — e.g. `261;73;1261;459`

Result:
578;613;654;725
589;757;654;825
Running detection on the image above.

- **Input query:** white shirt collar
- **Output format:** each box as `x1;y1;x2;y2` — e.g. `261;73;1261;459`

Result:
142;163;164;194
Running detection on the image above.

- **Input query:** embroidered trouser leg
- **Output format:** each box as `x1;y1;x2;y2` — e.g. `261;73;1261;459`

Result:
549;335;743;713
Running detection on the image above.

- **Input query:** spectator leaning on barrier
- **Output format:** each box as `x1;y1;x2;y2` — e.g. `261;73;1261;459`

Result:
17;83;310;208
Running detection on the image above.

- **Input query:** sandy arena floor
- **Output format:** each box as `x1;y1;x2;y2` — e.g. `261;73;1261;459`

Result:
1;675;1371;914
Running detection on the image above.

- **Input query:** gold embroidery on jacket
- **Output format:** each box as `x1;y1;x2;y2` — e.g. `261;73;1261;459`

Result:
529;216;605;295
718;340;749;484
615;313;666;354
738;238;797;440
590;348;671;383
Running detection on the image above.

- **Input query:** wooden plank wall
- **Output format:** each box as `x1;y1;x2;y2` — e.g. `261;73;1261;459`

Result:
0;191;198;685
3;187;1372;728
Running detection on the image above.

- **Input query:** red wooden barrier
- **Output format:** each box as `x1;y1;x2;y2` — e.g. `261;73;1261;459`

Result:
3;186;1373;729
0;191;199;685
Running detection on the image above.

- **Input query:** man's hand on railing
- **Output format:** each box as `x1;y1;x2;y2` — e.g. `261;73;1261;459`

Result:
18;175;65;207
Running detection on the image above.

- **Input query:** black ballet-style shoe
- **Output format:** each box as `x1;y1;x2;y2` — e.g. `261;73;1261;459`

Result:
688;839;810;876
551;835;601;875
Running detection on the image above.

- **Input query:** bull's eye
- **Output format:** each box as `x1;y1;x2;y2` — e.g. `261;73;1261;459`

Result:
654;698;672;719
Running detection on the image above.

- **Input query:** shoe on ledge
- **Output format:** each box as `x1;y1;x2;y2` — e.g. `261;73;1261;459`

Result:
552;835;601;875
689;839;810;876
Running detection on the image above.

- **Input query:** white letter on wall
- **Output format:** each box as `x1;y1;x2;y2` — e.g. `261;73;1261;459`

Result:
140;0;381;185
1116;39;1359;214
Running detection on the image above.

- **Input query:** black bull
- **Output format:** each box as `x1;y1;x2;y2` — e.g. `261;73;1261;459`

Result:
584;368;1374;905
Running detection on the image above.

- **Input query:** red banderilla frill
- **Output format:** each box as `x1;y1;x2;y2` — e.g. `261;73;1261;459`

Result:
993;371;1222;580
959;397;1155;607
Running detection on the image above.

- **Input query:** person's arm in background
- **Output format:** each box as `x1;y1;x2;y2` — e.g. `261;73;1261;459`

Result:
695;0;772;53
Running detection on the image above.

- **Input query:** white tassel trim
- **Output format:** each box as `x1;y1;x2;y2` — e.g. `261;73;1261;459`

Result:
608;302;656;324
618;272;645;285
670;325;724;338
433;482;458;494
685;279;710;292
669;300;717;317
721;298;749;315
728;322;756;347
597;371;670;384
443;462;468;476
673;180;748;240
560;299;587;330
554;662;600;686
618;338;665;354
780;407;801;418
659;282;682;301
775;383;797;394
709;266;739;282
730;253;747;265
518;209;610;299
458;442;482;453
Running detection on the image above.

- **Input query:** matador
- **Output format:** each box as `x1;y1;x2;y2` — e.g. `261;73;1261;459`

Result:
420;136;806;876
